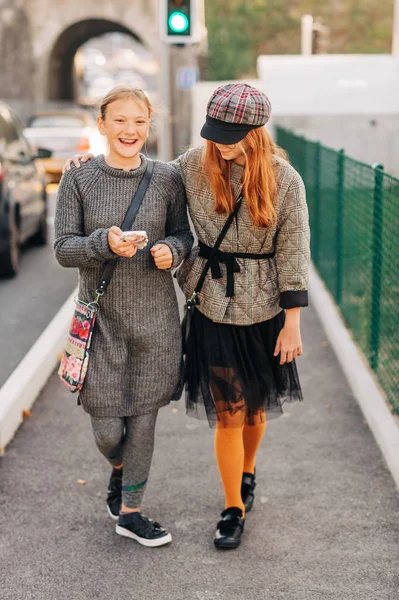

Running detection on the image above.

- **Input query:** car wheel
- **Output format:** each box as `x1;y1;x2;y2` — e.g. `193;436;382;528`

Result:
31;192;47;247
0;208;20;278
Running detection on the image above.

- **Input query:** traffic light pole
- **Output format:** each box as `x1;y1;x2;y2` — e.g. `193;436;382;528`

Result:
158;42;172;162
158;0;205;160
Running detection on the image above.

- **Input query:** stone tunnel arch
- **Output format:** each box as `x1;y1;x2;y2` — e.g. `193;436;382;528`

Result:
48;18;147;101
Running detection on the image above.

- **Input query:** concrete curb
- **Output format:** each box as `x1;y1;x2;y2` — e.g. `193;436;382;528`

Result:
309;263;399;488
0;287;77;453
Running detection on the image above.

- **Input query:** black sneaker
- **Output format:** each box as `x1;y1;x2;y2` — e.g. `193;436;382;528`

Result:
214;507;245;549
241;469;256;513
116;512;172;547
107;467;123;521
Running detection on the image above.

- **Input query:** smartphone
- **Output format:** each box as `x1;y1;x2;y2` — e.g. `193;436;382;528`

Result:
120;230;148;249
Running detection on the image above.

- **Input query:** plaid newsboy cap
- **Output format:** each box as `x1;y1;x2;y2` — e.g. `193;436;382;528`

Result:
200;83;272;145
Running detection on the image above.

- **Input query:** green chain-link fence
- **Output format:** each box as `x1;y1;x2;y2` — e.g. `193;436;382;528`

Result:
276;127;399;416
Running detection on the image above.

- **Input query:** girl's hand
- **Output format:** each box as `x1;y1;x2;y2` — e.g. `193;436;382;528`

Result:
62;153;95;173
274;324;303;365
108;226;138;258
151;244;173;270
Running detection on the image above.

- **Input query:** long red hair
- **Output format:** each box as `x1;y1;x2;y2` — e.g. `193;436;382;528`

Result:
202;127;287;227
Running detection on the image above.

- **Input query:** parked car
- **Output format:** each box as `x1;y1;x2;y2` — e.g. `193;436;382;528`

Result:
0;102;51;277
23;109;106;182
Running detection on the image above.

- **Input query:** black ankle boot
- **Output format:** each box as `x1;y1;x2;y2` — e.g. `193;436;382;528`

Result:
241;469;256;513
214;507;245;549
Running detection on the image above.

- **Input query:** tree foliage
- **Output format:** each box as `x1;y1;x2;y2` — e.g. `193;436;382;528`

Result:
205;0;394;80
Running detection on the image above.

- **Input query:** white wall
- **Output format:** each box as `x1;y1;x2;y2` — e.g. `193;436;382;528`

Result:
257;54;399;116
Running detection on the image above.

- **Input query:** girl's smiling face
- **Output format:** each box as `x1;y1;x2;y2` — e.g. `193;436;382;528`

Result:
97;97;150;169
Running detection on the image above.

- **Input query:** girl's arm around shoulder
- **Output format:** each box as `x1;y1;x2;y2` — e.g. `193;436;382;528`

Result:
53;167;116;268
169;146;204;187
275;166;311;309
152;163;193;270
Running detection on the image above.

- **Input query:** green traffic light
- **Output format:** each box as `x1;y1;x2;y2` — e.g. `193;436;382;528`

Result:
168;11;189;33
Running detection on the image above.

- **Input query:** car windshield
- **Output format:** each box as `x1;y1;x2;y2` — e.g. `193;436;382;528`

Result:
27;115;86;128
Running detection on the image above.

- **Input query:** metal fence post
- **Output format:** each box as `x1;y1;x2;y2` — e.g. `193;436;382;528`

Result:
336;149;345;304
371;164;384;371
313;142;321;267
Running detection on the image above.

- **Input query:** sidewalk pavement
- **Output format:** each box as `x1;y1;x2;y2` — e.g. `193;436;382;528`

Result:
0;304;398;600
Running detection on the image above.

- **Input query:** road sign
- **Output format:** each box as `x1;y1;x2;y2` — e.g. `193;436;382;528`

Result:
176;67;199;90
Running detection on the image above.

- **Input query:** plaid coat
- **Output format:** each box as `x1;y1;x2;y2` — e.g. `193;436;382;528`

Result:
174;146;310;325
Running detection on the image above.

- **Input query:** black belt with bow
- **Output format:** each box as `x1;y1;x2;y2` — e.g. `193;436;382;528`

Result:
198;241;275;297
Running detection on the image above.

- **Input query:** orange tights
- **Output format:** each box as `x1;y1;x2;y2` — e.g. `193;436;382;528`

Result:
214;416;266;514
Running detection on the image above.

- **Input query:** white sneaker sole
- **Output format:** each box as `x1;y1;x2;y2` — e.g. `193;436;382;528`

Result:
115;524;172;547
107;505;119;522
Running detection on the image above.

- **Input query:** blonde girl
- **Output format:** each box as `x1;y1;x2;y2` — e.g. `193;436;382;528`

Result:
55;86;192;547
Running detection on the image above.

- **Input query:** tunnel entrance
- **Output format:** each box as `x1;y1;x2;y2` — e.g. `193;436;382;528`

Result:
48;19;148;101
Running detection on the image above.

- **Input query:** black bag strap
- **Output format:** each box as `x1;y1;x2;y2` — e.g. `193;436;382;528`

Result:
95;160;154;300
186;195;243;309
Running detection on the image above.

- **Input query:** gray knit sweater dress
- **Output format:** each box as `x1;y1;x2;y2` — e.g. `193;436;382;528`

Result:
54;154;193;417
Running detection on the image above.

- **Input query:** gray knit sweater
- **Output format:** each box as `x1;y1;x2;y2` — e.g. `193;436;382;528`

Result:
54;154;193;417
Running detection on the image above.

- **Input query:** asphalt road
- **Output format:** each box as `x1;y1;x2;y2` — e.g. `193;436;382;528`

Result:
1;303;398;600
0;185;78;387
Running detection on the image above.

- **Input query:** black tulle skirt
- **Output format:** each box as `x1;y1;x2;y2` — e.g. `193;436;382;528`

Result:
185;309;303;428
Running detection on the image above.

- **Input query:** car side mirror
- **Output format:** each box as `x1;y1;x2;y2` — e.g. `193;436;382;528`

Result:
36;147;52;159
